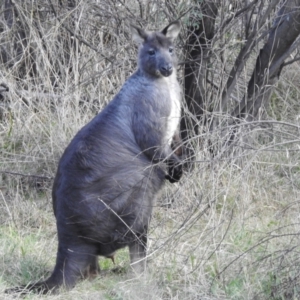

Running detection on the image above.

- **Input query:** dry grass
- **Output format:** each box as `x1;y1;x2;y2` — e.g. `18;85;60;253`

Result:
1;1;300;299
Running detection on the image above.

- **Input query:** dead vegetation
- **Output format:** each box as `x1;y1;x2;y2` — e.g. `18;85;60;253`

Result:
1;1;300;299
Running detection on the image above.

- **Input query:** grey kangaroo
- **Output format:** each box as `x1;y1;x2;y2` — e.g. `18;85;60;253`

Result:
6;20;183;294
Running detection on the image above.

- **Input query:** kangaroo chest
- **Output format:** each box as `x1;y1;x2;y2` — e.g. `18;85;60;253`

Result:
164;75;181;145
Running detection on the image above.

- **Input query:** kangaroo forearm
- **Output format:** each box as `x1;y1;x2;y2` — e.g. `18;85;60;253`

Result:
143;147;180;167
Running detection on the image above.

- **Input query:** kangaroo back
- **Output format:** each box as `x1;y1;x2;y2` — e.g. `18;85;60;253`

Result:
6;21;183;295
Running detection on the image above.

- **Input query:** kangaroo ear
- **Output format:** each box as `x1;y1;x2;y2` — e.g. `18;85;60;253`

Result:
131;25;148;45
161;21;181;41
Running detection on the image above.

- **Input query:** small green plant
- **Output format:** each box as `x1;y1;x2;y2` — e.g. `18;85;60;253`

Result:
225;277;244;299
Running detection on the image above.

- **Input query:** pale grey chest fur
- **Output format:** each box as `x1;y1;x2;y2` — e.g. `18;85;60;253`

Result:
164;72;181;145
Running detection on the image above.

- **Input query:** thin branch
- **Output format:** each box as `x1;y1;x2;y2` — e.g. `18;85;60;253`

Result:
206;78;220;91
269;37;300;76
48;0;113;63
0;170;53;181
220;0;281;111
0;83;9;93
282;56;300;67
222;0;259;29
257;0;281;29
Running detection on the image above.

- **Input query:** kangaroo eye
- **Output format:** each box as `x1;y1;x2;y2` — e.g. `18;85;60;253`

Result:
148;49;155;56
169;47;174;54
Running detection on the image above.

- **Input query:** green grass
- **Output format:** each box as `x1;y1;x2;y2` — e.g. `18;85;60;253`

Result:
1;169;300;300
2;115;300;299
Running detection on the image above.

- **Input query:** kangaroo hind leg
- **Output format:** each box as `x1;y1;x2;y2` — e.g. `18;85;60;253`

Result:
5;244;97;295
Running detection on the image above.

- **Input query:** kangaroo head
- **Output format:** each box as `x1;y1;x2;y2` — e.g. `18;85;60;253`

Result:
132;21;181;78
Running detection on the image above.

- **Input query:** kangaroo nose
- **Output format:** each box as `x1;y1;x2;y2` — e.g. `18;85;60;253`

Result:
161;64;173;77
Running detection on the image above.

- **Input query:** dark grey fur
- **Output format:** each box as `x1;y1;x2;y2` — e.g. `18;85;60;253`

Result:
6;21;182;294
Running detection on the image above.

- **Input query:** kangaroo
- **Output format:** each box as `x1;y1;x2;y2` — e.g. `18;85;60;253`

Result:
6;21;182;294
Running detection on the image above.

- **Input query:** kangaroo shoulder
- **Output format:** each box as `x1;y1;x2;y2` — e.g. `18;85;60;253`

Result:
119;71;152;98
